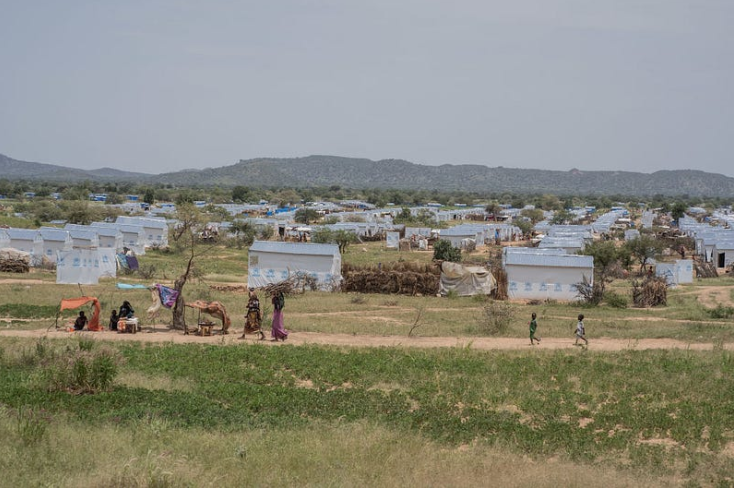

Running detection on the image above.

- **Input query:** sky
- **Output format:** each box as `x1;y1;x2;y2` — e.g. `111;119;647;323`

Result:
1;1;733;176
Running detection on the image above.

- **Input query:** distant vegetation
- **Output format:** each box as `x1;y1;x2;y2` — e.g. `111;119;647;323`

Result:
3;152;734;197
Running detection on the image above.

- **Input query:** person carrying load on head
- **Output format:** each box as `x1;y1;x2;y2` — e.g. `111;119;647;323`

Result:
240;288;265;340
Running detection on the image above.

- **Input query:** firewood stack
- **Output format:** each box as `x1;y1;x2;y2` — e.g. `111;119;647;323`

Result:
0;248;31;273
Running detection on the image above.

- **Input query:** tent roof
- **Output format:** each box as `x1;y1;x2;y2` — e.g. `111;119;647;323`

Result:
249;240;340;257
505;252;593;268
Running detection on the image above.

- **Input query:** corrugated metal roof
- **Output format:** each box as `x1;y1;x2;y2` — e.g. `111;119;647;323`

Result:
505;252;593;268
249;240;340;256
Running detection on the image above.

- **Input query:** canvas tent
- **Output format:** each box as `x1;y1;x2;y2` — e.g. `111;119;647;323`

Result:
504;249;594;301
56;248;104;285
248;241;341;290
37;228;73;264
386;231;400;249
6;228;41;265
57;296;102;331
116;216;169;247
439;262;496;297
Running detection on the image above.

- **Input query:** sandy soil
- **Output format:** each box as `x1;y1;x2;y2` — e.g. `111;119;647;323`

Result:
0;327;730;352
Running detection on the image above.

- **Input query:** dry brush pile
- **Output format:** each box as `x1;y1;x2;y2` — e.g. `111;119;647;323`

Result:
631;276;668;307
341;262;440;296
0;248;30;273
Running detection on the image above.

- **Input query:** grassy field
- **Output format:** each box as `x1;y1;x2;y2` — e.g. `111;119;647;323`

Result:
2;241;734;486
1;335;732;486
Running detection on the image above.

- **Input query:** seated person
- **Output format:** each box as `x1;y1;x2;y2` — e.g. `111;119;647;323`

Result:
119;300;134;319
73;311;88;331
109;310;119;331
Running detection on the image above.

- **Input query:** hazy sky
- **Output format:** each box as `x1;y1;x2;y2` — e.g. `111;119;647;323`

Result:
1;1;733;176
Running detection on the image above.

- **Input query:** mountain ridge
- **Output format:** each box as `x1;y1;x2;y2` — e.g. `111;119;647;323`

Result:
1;152;733;197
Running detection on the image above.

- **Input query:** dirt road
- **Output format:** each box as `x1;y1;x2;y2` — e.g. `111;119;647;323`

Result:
0;327;731;352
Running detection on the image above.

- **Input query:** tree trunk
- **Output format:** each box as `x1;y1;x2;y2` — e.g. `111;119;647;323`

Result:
171;252;195;330
171;275;187;330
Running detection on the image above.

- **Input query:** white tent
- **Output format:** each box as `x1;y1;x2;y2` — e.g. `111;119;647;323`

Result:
386;232;400;249
656;263;678;287
248;241;342;290
38;228;73;264
6;228;41;265
56;248;103;285
91;222;146;255
675;259;693;284
116;216;169;247
439;262;495;296
504;249;594;301
98;248;117;278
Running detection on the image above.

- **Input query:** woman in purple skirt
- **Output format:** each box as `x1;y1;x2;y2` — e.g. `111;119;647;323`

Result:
270;290;288;341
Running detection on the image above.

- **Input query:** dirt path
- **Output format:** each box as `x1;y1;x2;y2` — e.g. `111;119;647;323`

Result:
0;328;731;352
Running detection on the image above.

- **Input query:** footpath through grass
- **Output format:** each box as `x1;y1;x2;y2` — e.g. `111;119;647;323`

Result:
1;336;733;486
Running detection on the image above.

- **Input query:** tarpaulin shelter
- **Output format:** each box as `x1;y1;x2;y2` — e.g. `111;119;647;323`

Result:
57;296;102;331
439;262;496;297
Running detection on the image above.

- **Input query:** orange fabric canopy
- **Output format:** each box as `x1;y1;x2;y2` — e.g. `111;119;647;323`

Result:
60;296;102;331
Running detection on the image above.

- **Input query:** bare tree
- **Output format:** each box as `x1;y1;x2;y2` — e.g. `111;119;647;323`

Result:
170;204;215;330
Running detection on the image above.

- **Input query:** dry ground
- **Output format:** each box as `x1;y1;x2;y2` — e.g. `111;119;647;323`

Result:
1;327;731;351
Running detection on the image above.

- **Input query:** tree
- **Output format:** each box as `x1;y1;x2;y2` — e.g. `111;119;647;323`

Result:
551;209;574;225
520;208;544;224
311;228;357;253
333;229;357;254
580;241;621;304
433;239;461;263
485;202;502;221
294;208;320;224
231;186;250;203
671;202;687;225
170;204;212;330
143;188;156;205
623;235;664;272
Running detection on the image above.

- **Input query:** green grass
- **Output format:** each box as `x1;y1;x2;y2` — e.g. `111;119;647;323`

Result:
0;336;732;486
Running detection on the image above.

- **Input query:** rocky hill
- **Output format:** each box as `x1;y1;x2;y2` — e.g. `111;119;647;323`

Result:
0;153;150;181
154;155;734;197
2;152;733;197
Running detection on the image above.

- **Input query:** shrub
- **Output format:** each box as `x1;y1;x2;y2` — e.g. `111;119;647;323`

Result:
433;240;461;263
350;295;367;304
707;304;734;319
604;291;628;309
37;343;123;394
477;299;512;335
15;406;49;446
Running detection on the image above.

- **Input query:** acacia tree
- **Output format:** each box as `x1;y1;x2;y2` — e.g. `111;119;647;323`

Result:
170;203;213;330
624;234;664;273
580;241;621;304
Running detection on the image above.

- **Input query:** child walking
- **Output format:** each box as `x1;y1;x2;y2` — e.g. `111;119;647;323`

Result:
529;312;541;345
575;314;588;346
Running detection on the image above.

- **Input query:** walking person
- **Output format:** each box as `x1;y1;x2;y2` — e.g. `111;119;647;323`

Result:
529;312;541;345
240;288;265;340
575;314;588;346
270;290;288;342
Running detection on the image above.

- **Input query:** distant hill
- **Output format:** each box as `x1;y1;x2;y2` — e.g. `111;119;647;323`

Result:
154;155;734;197
3;152;734;197
0;153;150;181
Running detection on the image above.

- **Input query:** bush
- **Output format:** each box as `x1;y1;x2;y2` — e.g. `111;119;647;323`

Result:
433;240;461;263
36;341;124;394
707;304;734;319
604;291;628;309
477;300;512;335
